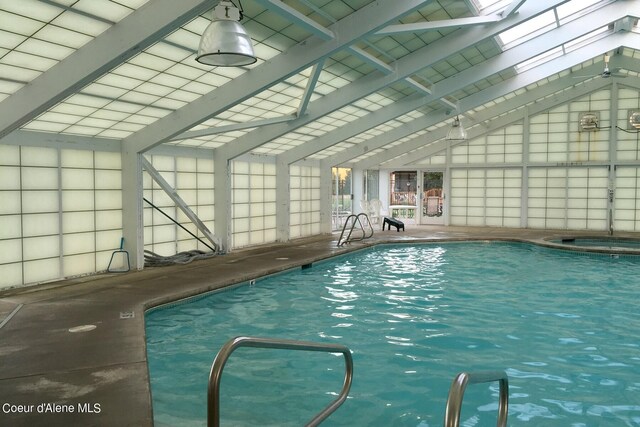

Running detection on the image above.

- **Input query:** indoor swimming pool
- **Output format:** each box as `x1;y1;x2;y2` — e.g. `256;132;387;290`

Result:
145;242;640;426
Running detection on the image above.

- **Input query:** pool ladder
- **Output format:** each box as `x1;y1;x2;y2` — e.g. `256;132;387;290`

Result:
337;213;374;247
208;336;509;427
444;370;509;427
208;336;353;427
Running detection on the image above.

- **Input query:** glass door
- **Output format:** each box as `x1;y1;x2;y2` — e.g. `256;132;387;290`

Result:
420;170;444;225
389;171;417;224
332;167;352;230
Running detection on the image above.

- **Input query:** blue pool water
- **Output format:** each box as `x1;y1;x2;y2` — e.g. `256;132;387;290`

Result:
145;242;640;426
551;238;640;250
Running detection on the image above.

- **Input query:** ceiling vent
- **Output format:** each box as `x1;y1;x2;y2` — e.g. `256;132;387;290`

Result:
628;110;640;129
579;112;599;131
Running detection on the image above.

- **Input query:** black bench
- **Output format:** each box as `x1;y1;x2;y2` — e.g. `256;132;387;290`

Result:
383;217;404;232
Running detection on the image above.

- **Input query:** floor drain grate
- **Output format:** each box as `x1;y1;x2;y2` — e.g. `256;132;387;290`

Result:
120;311;135;319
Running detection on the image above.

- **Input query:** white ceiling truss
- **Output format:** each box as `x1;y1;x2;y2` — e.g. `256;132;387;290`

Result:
0;0;638;170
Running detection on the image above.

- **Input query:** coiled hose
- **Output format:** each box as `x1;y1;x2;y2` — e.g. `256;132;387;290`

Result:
144;250;218;267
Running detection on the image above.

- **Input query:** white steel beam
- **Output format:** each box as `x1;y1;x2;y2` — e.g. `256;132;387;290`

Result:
141;157;222;252
501;0;528;18
0;0;211;141
169;115;297;141
347;46;395;74
125;0;433;153
211;0;583;161
376;15;502;36
383;78;617;169
298;61;325;117
254;0;335;40
285;26;636;167
326;41;640;170
1;129;120;152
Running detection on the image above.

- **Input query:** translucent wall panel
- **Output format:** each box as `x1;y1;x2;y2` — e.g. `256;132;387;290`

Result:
0;145;123;289
615;167;640;231
528;168;568;229
231;160;276;249
528;167;607;230
450;168;521;227
290;164;321;239
452;124;523;164
143;155;215;255
414;152;446;165
530;90;610;163
616;88;640;161
566;167;608;230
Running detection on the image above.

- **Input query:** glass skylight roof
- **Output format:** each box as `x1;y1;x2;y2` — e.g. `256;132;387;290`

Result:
0;0;630;165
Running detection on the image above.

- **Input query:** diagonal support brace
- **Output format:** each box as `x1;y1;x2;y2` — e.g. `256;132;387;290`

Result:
142;157;222;253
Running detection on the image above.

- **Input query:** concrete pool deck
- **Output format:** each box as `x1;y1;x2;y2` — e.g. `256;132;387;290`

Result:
1;225;637;426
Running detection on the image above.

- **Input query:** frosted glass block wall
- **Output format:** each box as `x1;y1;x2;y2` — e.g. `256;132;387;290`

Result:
230;160;276;249
529;90;610;163
615;167;640;231
616;88;640;161
414;152;446;165
527;167;608;230
452;124;523;164
143;155;215;255
0;145;122;289
450;168;521;227
289;164;321;239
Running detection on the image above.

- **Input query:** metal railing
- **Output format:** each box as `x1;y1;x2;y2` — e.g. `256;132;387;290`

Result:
208;336;354;427
443;370;509;427
337;213;374;246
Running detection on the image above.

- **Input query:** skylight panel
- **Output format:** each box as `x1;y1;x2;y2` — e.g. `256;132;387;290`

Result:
1;51;57;72
73;0;133;23
0;30;26;50
82;83;128;99
0;11;48;36
35;25;92;48
17;38;74;61
556;0;603;24
564;26;609;52
52;11;110;36
97;74;141;90
515;24;610;73
0;0;62;22
22;120;69;133
145;42;192;63
497;10;556;47
0;63;40;82
98;129;132;138
165;90;201;103
129;53;174;72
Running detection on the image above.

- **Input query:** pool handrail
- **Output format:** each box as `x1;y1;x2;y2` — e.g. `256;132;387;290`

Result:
337;213;374;246
443;370;509;427
208;336;354;427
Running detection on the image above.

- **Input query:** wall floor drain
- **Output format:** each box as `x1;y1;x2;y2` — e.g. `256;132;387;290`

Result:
69;325;96;333
275;257;289;260
120;311;135;319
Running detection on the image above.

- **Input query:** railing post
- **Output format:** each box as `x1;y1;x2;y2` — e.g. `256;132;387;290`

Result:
443;371;509;427
208;336;354;427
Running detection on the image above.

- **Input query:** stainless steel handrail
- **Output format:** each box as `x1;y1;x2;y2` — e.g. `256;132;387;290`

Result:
337;213;374;246
208;336;354;427
443;371;509;427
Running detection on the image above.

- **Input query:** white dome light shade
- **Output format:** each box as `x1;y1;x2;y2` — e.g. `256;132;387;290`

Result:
196;19;257;66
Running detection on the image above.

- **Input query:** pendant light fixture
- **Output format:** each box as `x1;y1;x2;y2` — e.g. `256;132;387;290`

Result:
196;0;257;67
445;115;467;141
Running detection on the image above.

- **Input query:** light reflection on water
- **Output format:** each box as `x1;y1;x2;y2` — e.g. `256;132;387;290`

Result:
146;243;640;427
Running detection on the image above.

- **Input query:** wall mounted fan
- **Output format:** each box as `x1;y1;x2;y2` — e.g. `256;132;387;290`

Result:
573;53;627;79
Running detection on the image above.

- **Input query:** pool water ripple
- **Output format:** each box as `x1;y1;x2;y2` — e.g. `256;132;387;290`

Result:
146;242;640;426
